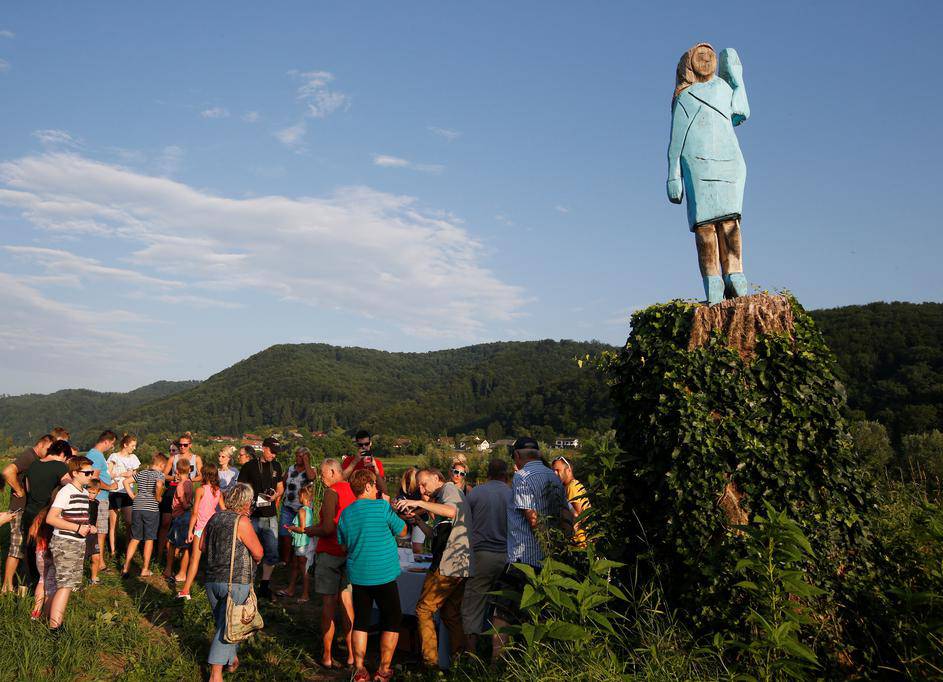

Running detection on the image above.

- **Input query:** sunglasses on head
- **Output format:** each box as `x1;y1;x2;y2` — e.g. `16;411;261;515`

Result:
451;468;467;478
552;456;571;468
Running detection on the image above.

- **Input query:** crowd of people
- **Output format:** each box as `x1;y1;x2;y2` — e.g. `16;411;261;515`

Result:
0;428;591;682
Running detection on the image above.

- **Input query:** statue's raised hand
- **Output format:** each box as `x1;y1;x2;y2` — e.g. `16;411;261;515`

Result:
718;48;743;88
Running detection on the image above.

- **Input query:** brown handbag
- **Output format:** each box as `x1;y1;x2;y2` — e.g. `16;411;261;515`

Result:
223;514;264;643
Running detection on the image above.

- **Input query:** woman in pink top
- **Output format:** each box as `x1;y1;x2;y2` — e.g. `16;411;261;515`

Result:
177;464;225;599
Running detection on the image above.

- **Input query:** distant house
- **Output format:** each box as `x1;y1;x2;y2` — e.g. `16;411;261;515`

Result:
476;440;491;452
393;438;412;449
555;437;580;449
242;433;263;448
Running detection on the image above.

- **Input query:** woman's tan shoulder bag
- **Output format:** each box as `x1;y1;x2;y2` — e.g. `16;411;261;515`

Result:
223;514;264;643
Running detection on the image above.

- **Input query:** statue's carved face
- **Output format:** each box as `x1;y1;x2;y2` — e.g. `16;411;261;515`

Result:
690;44;716;80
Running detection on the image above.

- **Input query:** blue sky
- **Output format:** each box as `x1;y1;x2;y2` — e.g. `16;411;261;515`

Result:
1;2;940;394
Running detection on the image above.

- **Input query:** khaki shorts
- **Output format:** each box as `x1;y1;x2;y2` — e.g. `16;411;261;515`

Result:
95;498;110;534
51;536;86;590
314;552;351;595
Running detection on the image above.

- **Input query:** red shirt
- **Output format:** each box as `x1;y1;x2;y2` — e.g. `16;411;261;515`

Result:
341;454;385;478
316;481;356;556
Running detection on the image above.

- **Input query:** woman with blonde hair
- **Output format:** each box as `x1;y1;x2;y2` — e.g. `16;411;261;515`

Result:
217;446;239;492
449;457;472;495
394;467;426;554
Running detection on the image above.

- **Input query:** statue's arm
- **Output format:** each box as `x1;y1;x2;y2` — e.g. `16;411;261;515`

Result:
719;48;749;126
666;100;689;204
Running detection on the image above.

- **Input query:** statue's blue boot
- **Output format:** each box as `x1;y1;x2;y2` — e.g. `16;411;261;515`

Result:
703;275;724;305
723;272;749;298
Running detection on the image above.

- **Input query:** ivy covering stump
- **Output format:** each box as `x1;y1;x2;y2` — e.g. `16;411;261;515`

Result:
608;293;875;632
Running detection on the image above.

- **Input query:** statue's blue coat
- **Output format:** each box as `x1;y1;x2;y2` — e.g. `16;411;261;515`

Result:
667;49;749;230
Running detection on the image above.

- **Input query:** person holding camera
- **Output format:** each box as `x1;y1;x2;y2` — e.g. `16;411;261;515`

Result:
341;430;387;499
236;437;283;600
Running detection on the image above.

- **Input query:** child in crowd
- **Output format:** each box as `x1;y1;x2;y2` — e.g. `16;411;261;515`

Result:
279;482;314;602
85;478;102;585
177;463;225;600
164;459;194;584
28;508;54;621
45;456;96;632
122;453;166;578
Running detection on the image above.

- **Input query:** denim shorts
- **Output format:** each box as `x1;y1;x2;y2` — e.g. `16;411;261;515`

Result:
168;512;191;548
131;510;160;541
251;515;279;566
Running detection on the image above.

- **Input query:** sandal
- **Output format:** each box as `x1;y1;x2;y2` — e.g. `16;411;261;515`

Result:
373;668;395;682
317;660;344;670
351;667;371;682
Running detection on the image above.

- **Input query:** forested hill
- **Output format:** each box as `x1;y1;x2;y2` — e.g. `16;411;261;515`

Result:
0;380;200;442
115;340;615;438
810;301;943;439
2;302;940;443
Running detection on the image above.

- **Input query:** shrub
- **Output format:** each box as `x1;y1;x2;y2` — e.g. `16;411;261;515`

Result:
602;295;876;667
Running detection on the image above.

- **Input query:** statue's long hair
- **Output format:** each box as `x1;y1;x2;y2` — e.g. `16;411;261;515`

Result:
674;42;716;101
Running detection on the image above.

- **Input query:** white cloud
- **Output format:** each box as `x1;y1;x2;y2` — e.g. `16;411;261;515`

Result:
0;59;8;72
4;246;182;289
0;30;14;39
291;70;350;119
32;129;82;149
275;121;307;151
200;107;230;119
242;111;260;123
428;126;461;142
495;213;515;227
0;153;526;339
0;271;163;389
372;154;444;174
373;155;410;168
554;205;570;214
156;145;184;176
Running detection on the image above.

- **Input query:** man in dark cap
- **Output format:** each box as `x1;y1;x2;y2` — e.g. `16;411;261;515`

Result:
490;437;565;659
237;436;284;599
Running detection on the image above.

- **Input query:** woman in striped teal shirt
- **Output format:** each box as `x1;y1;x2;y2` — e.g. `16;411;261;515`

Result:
337;470;407;682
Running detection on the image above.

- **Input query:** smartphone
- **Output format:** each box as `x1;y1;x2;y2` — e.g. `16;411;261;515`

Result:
363;455;373;465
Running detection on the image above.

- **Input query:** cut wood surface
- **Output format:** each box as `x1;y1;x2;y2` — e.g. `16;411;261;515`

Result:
688;293;795;357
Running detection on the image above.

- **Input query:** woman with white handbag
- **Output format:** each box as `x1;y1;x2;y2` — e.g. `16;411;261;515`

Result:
200;483;264;680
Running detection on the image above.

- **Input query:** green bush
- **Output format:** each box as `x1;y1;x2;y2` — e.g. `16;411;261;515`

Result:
603;295;876;667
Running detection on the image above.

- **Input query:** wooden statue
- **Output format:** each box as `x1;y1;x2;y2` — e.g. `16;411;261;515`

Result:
667;43;750;305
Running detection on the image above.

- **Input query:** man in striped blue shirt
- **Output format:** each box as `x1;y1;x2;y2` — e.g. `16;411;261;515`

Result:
491;437;566;659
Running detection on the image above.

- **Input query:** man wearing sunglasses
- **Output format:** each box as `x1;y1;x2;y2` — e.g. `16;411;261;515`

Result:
341;431;387;498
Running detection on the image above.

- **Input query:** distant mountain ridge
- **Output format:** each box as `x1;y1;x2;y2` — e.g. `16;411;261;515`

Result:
3;301;940;443
115;340;615;438
0;380;200;442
